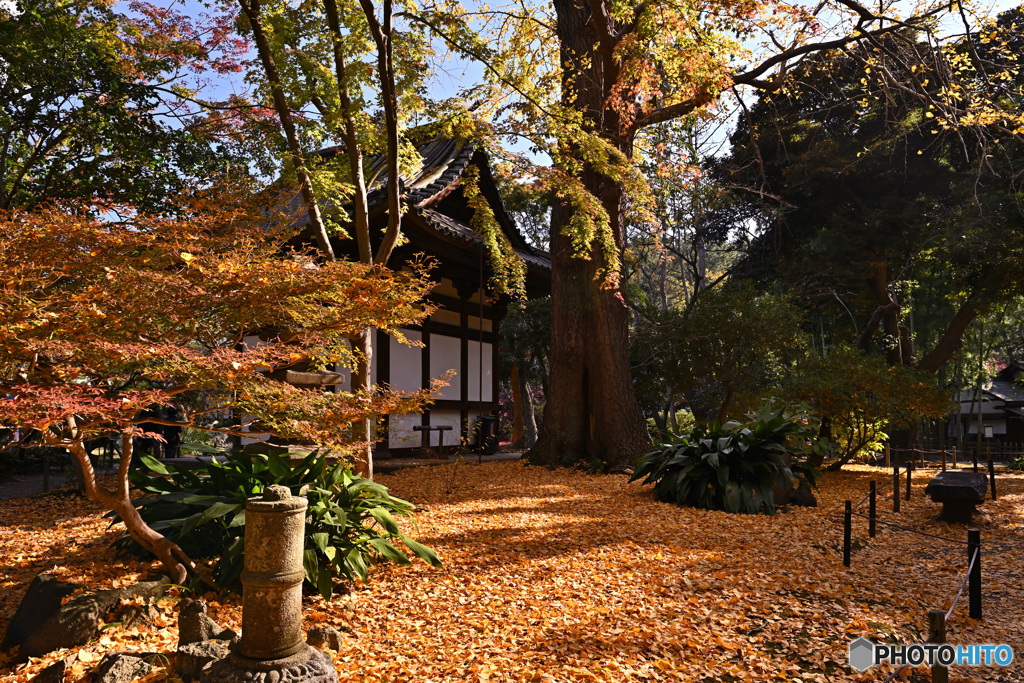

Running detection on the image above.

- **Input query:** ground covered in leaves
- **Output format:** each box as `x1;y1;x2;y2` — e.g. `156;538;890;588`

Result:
1;461;1022;682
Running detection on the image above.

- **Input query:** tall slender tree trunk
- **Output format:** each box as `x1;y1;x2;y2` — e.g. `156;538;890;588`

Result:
324;0;376;477
511;363;524;446
238;0;335;263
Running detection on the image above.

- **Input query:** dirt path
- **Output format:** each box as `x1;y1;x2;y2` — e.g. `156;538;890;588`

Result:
0;473;73;501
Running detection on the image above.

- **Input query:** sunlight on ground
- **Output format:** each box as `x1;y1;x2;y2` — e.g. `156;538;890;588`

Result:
1;462;1022;682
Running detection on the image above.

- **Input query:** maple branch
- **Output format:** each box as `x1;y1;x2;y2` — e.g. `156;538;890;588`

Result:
611;0;650;45
635;88;717;129
917;298;980;373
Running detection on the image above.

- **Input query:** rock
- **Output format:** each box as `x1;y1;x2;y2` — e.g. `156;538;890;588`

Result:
306;626;344;651
117;603;156;629
177;639;230;682
790;487;818;507
30;654;76;683
1;572;79;653
17;578;168;660
926;471;988;522
94;653;152;683
177;599;237;647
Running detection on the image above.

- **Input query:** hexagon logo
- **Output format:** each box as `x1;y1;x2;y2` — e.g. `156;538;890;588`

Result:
849;637;875;672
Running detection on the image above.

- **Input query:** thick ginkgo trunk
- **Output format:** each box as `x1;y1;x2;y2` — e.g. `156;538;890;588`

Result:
528;205;651;469
527;0;651;470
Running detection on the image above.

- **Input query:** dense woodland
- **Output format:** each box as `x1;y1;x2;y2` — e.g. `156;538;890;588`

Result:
1;0;1024;679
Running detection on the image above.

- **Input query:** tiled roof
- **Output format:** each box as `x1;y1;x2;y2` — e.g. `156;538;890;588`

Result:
290;139;550;272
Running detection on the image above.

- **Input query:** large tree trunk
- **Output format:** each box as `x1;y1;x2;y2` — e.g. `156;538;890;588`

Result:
526;0;651;470
528;197;650;469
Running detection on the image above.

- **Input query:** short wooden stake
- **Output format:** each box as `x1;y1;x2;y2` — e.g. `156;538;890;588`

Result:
941;448;947;471
929;609;948;683
905;464;913;501
843;500;852;567
868;481;876;538
988;458;997;501
893;464;900;513
973;448;979;472
967;529;982;620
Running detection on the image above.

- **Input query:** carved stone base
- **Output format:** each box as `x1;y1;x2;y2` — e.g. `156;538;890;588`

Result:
201;644;336;683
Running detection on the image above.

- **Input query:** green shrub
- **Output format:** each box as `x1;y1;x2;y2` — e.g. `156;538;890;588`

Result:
109;449;441;599
629;404;819;515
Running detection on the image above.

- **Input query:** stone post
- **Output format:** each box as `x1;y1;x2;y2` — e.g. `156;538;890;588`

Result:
204;485;336;683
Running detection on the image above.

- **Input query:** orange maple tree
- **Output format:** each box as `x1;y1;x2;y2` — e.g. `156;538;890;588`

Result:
0;198;436;584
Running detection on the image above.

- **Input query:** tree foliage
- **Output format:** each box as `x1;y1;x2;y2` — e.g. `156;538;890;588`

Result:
633;283;806;424
0;199;436;582
783;346;950;469
722;22;1024;373
0;0;252;212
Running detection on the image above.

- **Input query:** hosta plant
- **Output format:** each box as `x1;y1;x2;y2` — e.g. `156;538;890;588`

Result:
629;404;818;515
109;448;441;598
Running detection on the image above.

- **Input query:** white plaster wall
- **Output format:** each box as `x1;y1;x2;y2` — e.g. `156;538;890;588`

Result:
967;421;1007;435
430;409;463;446
388;413;422;449
467;340;493;402
389;330;422;392
429;334;462;400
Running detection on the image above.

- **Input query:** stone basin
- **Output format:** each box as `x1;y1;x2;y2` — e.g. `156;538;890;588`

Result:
925;471;988;523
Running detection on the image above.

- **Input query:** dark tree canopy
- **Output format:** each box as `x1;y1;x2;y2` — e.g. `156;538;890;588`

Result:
721;24;1024;372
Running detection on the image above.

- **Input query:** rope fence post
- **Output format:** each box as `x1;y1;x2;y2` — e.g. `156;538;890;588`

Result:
968;529;982;620
988;459;997;501
869;481;876;538
843;500;852;567
941;447;946;472
894;464;900;513
905;464;912;501
929;609;948;683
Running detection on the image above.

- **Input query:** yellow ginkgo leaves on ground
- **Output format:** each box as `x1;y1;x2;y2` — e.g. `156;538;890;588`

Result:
1;461;1022;682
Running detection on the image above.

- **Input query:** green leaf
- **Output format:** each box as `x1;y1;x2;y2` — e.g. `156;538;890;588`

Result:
303;548;319;584
401;536;443;568
311;532;330;551
723;481;741;513
367;508;401;534
317;562;333;601
368;538;411;565
139;453;171;475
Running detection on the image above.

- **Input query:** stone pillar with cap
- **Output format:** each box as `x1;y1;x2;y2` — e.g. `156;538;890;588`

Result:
204;485;337;683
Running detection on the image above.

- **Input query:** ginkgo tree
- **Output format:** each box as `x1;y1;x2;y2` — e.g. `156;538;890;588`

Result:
0;197;437;584
429;0;1024;469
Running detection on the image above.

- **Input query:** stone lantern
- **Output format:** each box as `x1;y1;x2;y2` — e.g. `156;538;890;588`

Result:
204;485;337;683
